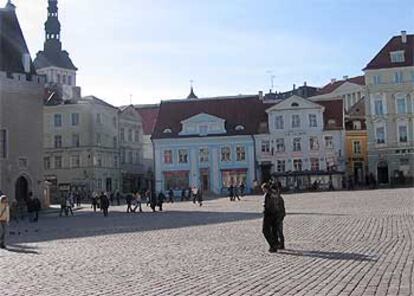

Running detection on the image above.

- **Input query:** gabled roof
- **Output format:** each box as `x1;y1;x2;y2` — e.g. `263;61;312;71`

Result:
0;4;36;74
364;34;414;70
34;49;77;71
314;99;344;130
346;97;366;117
266;95;324;113
152;96;268;139
316;76;365;95
80;96;118;109
135;105;160;135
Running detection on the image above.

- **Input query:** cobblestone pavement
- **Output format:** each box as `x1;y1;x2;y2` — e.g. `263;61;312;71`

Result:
1;188;413;296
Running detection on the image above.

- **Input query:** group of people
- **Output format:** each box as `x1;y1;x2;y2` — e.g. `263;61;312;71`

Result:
228;183;245;201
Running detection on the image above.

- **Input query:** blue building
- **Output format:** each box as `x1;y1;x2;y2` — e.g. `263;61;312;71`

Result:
152;94;266;195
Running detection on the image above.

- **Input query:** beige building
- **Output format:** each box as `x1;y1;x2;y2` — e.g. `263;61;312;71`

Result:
364;31;414;185
0;3;46;206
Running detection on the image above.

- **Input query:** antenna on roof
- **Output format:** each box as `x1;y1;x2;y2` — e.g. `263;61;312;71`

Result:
266;70;275;93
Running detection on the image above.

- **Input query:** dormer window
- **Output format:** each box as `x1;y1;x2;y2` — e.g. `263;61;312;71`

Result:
291;102;299;107
327;119;337;128
390;51;405;63
235;125;245;131
163;128;172;134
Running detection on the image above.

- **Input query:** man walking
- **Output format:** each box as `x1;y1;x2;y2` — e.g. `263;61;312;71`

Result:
100;192;110;217
0;195;10;249
262;182;286;253
32;195;42;222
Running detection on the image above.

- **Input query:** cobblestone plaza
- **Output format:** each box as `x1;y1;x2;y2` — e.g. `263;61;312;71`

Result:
1;188;413;296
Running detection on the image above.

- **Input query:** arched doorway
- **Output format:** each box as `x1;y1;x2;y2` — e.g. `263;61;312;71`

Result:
377;161;389;184
15;176;29;206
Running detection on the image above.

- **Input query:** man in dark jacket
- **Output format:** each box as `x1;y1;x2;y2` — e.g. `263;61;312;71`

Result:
100;193;110;217
262;182;286;253
32;196;41;222
157;192;165;212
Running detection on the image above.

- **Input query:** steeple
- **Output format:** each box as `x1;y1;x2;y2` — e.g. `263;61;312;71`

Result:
44;0;62;53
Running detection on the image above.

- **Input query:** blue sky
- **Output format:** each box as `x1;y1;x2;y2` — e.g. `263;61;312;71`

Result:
8;0;414;106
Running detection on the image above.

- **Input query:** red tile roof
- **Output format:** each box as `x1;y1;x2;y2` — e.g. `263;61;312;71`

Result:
135;105;160;135
152;96;268;139
364;34;414;70
316;76;365;95
315;99;344;130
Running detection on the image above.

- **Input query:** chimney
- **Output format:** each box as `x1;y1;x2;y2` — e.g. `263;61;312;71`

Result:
401;31;407;43
258;91;264;100
331;78;336;84
343;75;349;80
304;81;307;87
293;84;296;90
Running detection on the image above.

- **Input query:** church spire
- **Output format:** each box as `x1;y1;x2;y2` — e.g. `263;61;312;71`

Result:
44;0;62;52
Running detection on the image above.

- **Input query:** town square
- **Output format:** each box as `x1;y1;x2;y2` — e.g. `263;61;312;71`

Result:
0;0;413;295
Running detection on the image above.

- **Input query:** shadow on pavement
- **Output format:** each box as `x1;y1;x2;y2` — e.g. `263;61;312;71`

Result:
5;244;40;255
8;210;262;244
279;249;378;262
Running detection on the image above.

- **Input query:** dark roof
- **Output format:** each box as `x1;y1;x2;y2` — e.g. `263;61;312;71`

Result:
264;85;319;100
0;4;36;74
316;76;365;95
314;99;344;130
364;34;414;70
152;96;268;139
34;49;77;70
135;105;160;135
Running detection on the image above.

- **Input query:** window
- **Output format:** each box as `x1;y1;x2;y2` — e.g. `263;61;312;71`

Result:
164;150;173;164
135;151;140;164
120;128;125;142
128;129;133;142
309;136;319;151
327;119;336;128
399;126;408;143
134;130;139;142
374;100;384;116
390;51;405;63
326;157;336;171
72;134;80;147
221;147;231;162
199;148;209;163
54;156;62;169
376;127;385;144
128;151;133;164
120;149;126;164
373;75;381;85
292;115;300;128
276;138;285;153
113;136;118;148
96;113;102;124
293;159;302;171
353;121;362;130
394;71;403;83
178;149;189;164
96;133;101;146
275;115;284;130
71;155;80;168
57;74;61;83
311;158;319;171
261;140;270;153
235;125;245;131
353;141;362;155
325;136;334;149
62;75;66;84
199;125;208;135
44;157;51;170
277;160;285;173
291;102;299;107
113;155;118;168
396;97;407;114
95;154;103;167
163;128;172;134
96;179;103;191
293;138;301;152
236;146;246;161
309;114;317;127
54;135;62;148
0;129;7;158
68;76;72;86
71;113;79;126
54;114;62;127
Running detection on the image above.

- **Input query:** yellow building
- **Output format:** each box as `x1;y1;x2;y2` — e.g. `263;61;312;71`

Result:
345;99;368;185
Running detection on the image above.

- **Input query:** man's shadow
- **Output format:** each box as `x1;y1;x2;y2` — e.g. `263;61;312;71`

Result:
278;249;377;262
3;244;40;255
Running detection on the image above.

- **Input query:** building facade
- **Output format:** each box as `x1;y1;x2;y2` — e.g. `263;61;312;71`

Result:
153;95;264;195
255;95;346;190
364;31;414;185
0;2;46;206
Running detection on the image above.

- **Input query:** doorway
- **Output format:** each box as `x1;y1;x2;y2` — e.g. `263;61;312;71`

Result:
377;161;389;184
353;162;363;184
200;170;210;192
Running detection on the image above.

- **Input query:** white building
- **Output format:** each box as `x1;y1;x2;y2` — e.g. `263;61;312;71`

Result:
255;95;346;190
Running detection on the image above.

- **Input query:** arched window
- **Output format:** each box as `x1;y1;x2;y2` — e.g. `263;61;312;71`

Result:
235;125;245;131
163;128;172;134
291;102;299;107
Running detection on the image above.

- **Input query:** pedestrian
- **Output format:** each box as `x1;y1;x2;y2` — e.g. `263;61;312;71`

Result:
100;192;110;217
0;195;10;249
110;192;114;206
149;192;157;212
116;191;121;206
239;182;245;197
228;185;234;201
145;190;151;206
32;195;41;222
157;192;165;212
26;192;35;222
66;195;74;216
181;188;186;201
262;182;286;253
234;185;241;201
168;189;174;203
59;194;68;217
197;187;203;207
132;192;142;213
126;193;133;213
91;192;97;212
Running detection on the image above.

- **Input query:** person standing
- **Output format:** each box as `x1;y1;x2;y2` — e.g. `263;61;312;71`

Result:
228;185;234;201
157;192;165;212
91;192;98;212
32;195;41;222
100;192;110;217
126;193;133;213
240;182;245;197
262;182;286;253
0;195;10;249
132;192;142;213
116;191;121;206
197;187;203;207
168;189;174;203
192;186;198;204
